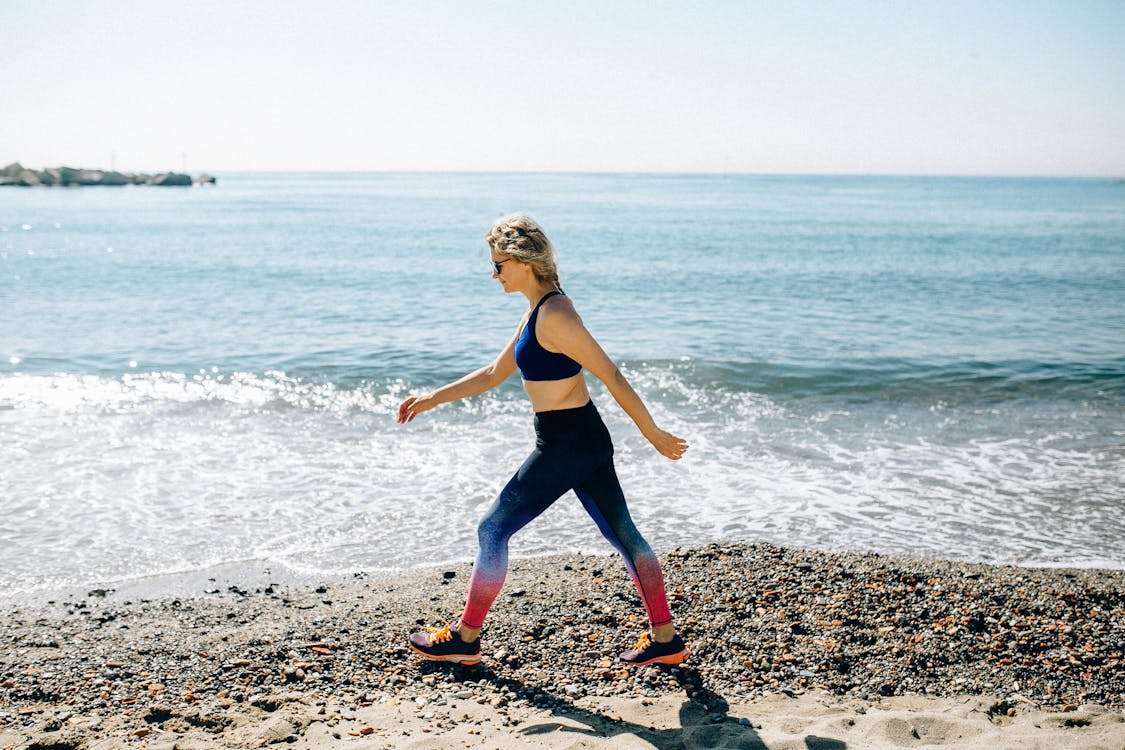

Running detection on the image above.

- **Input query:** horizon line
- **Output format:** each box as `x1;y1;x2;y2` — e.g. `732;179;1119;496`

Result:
5;161;1124;181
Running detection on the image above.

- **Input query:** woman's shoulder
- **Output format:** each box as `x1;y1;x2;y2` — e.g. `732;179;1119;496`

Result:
537;293;582;334
541;292;578;317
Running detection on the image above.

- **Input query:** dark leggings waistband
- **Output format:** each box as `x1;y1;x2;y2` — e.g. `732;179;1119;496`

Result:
533;399;600;434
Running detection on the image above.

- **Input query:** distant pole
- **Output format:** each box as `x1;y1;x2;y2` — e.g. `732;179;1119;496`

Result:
181;152;187;173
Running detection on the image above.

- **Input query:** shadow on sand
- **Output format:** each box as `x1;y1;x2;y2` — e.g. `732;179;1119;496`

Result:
418;660;848;749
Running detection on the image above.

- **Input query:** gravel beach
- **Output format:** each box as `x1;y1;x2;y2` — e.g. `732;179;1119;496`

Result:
2;542;1123;749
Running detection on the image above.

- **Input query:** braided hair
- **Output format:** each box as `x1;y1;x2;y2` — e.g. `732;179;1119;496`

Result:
486;213;562;292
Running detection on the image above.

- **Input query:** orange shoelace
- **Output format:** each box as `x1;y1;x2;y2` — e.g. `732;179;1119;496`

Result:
423;620;454;645
632;631;652;651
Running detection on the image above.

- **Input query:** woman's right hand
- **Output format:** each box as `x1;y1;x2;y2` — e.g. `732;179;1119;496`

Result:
397;394;436;424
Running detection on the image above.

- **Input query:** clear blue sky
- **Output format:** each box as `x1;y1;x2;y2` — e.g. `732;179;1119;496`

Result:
2;0;1123;175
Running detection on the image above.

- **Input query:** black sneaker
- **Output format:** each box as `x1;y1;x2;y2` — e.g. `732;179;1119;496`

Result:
619;630;689;666
408;621;481;665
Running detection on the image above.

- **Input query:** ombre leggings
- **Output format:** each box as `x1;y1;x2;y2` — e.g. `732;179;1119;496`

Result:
459;400;673;630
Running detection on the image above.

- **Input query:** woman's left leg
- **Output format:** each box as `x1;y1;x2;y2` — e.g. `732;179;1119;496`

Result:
574;460;673;629
575;459;689;665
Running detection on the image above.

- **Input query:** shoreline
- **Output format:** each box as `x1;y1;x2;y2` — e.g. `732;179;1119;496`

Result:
2;542;1122;748
7;541;1123;610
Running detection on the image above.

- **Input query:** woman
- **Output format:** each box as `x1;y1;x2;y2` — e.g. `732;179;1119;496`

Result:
396;213;689;668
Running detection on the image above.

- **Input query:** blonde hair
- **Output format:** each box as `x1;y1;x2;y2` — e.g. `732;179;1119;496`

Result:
486;213;561;290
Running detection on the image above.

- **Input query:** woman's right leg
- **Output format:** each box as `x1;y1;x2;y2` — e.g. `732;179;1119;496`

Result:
409;447;575;663
458;446;578;630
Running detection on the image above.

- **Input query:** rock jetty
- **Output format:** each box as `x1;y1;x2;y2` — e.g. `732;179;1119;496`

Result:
0;162;216;187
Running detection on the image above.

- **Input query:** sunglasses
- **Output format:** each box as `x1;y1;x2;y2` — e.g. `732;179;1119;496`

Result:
490;257;515;274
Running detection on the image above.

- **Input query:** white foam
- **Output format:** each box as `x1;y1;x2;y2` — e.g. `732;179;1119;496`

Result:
0;371;403;413
1;367;1122;597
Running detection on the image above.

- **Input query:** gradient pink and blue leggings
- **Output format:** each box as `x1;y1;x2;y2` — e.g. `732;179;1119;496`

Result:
459;400;673;630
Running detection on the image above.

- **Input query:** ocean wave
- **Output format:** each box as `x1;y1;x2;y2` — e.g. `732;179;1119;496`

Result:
1;358;1123;597
2;357;1121;416
629;357;1125;404
0;370;403;414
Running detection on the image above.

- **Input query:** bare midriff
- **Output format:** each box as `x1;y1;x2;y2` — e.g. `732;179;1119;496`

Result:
523;372;590;413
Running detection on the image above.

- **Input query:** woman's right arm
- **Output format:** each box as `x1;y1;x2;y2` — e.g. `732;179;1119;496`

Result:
396;328;520;424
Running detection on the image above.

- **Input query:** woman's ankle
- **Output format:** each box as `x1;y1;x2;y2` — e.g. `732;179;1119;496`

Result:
651;623;675;643
455;621;481;642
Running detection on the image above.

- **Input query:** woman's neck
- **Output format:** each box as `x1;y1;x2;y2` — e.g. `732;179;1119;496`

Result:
521;280;558;306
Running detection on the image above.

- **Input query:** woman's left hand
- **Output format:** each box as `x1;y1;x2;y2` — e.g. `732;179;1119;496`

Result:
645;427;689;460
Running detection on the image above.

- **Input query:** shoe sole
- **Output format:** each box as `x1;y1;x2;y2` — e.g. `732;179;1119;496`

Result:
622;648;689;667
409;643;481;665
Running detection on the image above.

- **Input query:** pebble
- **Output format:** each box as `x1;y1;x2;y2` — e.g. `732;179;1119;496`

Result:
1;542;1121;746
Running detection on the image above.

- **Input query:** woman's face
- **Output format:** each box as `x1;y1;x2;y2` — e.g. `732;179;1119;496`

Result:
490;253;524;293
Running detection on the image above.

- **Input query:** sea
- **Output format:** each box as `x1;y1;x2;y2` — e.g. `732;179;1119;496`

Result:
2;172;1123;599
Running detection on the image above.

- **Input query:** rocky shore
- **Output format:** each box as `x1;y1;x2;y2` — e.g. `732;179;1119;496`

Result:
0;162;215;187
1;542;1122;749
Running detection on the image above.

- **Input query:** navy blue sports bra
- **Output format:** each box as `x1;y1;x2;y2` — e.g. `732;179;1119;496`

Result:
514;291;583;381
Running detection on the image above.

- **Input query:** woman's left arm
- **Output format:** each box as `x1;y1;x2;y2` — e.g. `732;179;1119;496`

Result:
539;301;688;461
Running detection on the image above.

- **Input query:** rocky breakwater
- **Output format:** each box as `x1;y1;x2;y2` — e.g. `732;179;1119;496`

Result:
1;162;216;187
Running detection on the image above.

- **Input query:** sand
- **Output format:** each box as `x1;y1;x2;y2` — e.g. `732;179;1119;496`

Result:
2;543;1122;749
